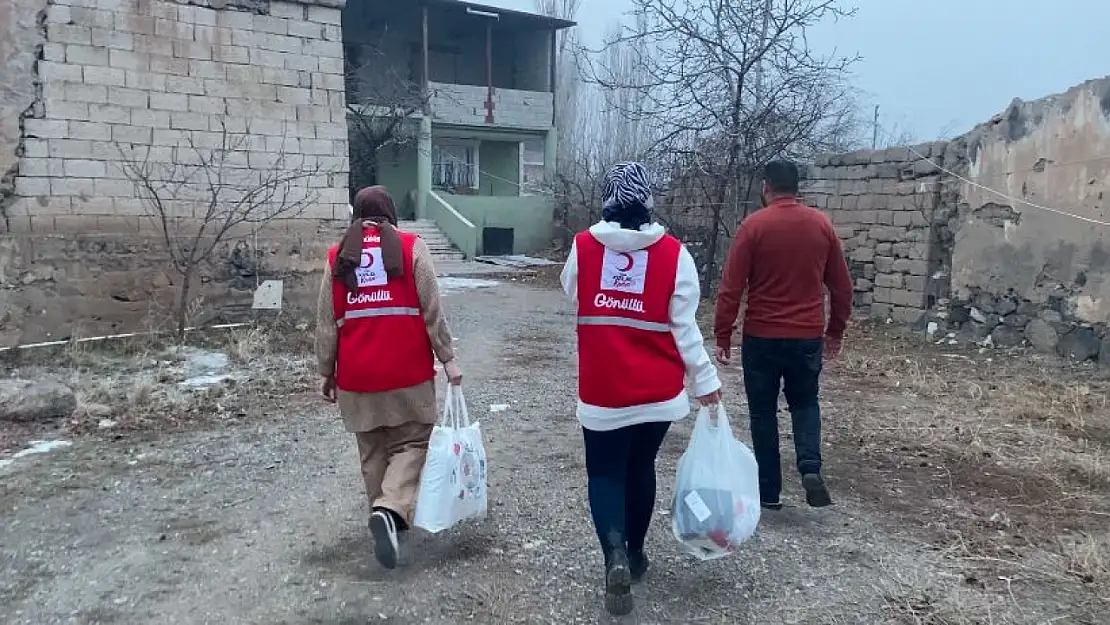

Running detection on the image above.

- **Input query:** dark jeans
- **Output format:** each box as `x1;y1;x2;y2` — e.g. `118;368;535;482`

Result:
582;421;671;563
741;336;824;504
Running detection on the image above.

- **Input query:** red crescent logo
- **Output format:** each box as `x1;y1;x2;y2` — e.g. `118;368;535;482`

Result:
618;252;634;272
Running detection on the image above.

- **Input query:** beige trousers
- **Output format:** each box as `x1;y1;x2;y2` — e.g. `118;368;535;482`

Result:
355;421;434;526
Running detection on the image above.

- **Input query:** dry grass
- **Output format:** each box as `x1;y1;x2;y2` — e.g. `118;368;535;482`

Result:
1063;533;1110;586
883;585;1019;625
835;327;1110;496
829;324;1110;622
699;305;1110;620
3;318;316;439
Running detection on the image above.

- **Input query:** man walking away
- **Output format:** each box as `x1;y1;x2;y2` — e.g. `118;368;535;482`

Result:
713;160;853;511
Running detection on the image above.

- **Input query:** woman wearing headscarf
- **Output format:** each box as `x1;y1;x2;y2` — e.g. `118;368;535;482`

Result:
315;186;462;570
560;163;722;615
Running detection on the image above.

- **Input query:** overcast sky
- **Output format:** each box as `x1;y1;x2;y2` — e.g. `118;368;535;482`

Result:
481;0;1110;142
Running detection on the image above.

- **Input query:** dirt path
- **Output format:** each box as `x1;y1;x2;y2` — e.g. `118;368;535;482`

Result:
1;281;1103;624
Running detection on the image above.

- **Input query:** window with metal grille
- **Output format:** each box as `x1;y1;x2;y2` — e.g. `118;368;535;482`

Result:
433;140;479;191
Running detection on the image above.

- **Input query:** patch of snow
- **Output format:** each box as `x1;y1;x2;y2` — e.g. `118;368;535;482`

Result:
180;348;229;375
98;419;117;430
489;404;510;413
0;439;73;470
475;255;558;268
175;347;232;388
180;374;232;388
438;277;500;295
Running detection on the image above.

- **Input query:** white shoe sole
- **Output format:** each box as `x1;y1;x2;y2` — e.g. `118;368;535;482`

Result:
369;511;399;569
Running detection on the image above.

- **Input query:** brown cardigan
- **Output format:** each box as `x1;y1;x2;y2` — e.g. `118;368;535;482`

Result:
315;237;456;432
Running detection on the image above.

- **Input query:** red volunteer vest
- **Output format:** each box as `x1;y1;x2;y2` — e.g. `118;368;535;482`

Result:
575;231;686;408
328;226;435;393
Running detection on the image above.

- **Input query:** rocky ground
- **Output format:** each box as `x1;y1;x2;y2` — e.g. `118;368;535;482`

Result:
2;274;1108;624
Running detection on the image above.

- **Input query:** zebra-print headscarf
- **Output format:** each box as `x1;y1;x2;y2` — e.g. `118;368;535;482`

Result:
601;162;654;230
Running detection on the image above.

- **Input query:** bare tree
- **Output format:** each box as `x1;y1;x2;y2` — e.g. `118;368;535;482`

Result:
535;0;582;161
542;12;666;244
344;28;429;197
118;123;324;340
874;119;918;149
586;0;860;286
535;0;587;243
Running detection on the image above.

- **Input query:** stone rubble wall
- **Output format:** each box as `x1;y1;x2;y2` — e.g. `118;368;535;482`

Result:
654;168;762;287
0;0;47;199
0;219;341;346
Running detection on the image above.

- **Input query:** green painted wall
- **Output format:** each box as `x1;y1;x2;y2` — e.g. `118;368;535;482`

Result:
478;141;521;197
376;143;419;220
427;191;478;259
440;193;554;254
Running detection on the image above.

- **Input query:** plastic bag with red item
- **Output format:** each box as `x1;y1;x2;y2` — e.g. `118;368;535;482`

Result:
671;404;762;560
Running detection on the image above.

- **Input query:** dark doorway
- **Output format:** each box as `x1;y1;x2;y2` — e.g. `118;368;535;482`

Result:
482;227;514;256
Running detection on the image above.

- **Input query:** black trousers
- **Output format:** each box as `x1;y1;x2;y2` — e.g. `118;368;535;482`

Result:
582;421;671;562
741;336;824;504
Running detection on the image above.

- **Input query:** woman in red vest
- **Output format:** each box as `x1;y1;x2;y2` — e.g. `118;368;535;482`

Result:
561;162;722;615
315;186;462;570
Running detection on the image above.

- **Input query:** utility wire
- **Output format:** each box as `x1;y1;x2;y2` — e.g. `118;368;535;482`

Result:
902;144;1110;228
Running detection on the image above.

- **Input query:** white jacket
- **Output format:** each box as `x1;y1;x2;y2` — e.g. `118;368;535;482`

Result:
561;221;722;431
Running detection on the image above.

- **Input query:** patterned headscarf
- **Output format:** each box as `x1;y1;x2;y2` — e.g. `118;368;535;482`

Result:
601;162;655;230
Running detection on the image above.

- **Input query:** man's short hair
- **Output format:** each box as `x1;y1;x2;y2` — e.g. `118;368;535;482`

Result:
763;160;800;195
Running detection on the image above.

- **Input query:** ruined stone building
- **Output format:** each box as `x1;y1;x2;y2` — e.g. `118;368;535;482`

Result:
804;76;1110;364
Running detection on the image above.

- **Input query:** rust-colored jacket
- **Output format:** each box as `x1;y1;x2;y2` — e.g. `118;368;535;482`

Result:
714;197;853;347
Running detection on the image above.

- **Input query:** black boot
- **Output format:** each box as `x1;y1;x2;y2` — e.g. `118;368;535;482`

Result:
604;532;633;616
629;550;649;583
802;474;833;508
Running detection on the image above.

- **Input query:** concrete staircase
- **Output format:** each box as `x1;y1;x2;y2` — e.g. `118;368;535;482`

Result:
400;219;466;264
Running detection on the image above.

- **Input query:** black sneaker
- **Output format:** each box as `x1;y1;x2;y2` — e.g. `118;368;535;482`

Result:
760;500;783;511
369;510;399;569
604;547;634;616
802;474;833;508
629;551;649;583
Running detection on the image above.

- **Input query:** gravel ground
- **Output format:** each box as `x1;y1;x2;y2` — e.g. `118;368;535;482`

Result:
1;280;1103;624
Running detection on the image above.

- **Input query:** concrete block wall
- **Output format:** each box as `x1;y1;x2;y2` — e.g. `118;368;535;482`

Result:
4;0;350;233
1;0;46;193
429;82;554;131
802;142;954;326
0;0;350;347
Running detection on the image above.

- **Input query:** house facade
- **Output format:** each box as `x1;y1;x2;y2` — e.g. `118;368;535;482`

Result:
343;0;573;257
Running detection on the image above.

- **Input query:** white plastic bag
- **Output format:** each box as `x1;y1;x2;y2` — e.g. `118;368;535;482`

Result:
671;404;761;561
413;385;488;533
